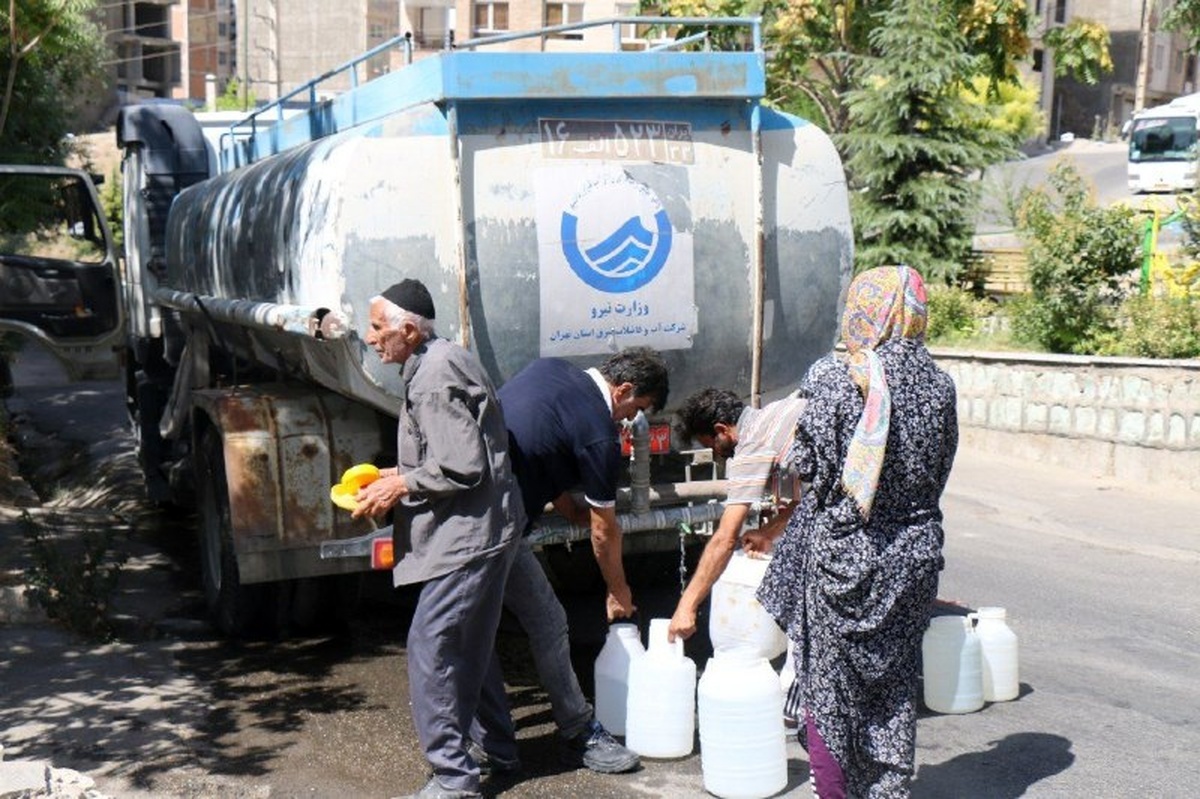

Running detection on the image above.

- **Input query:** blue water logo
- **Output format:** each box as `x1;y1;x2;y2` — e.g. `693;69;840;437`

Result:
560;178;673;293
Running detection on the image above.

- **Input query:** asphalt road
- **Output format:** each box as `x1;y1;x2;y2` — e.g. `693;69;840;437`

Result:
2;344;1198;798
975;138;1181;245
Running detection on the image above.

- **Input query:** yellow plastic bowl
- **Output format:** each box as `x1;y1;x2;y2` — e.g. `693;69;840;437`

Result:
330;482;359;511
340;463;381;489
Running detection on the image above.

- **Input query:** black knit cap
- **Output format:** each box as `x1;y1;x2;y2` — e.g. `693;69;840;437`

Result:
381;279;436;320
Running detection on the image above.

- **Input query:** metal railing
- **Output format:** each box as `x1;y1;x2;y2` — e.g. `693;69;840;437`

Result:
216;16;762;170
455;15;761;52
218;33;416;170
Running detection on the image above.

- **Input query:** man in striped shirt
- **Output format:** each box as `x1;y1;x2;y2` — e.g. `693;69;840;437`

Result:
667;387;807;643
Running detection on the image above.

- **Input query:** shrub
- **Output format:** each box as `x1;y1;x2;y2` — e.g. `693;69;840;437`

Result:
22;512;128;642
926;285;990;343
1095;294;1200;359
1012;162;1141;354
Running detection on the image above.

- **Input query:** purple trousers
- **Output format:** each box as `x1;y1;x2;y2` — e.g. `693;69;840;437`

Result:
807;712;846;799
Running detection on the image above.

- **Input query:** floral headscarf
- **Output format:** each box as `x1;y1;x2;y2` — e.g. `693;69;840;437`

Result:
838;265;928;519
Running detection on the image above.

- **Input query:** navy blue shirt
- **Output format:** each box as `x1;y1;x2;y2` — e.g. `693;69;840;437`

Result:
498;358;620;530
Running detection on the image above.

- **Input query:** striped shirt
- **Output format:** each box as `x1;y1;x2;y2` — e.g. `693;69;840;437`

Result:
724;394;807;505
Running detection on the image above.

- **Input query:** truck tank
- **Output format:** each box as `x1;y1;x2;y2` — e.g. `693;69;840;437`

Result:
110;19;854;635
160;24;852;414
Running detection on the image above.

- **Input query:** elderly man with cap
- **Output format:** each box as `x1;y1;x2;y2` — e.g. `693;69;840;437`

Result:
353;279;525;799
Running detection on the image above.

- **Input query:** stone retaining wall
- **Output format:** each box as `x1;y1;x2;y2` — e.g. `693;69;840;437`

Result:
932;350;1200;492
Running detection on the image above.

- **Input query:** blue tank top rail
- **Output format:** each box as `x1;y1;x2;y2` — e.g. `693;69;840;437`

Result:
217;17;765;171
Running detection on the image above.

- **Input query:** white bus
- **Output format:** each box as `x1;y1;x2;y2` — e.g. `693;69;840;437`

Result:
1127;92;1200;193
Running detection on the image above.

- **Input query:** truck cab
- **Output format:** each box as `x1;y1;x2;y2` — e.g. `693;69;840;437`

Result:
0;166;123;381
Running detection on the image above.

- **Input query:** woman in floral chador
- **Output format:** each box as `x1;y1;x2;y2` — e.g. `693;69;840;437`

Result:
756;265;958;798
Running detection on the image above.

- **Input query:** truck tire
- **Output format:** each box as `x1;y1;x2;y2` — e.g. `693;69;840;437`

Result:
196;428;283;638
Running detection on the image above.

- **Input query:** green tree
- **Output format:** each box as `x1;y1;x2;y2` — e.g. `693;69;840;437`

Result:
1042;18;1114;85
961;72;1046;146
1161;0;1200;49
837;0;1014;283
762;0;883;136
1;0;107;164
650;0;1033;135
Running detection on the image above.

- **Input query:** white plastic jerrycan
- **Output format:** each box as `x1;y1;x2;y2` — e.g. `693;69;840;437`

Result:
594;623;645;736
970;606;1019;702
709;550;788;659
921;615;984;714
625;618;697;758
698;650;787;799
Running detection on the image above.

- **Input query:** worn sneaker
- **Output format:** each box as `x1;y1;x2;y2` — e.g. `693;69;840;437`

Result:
395;776;481;799
466;738;522;777
561;719;640;774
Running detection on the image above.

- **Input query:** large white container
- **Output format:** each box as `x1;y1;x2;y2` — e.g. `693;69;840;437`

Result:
594;623;645;736
698;651;787;799
625;618;697;759
970;607;1020;702
709;550;788;659
922;615;984;714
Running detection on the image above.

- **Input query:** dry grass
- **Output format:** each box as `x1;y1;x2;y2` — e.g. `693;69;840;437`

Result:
66;128;121;180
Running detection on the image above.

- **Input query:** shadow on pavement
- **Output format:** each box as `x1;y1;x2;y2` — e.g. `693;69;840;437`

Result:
913;731;1075;798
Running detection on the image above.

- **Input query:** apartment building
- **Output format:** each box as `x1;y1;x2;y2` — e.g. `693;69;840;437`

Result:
446;0;639;51
101;0;183;103
95;0;234;111
235;0;405;101
444;0;661;51
170;0;236;103
1029;0;1200;140
235;0;658;101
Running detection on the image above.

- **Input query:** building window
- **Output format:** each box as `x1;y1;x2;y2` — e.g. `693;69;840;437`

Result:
417;7;450;49
1032;48;1043;73
218;21;226;36
369;22;386;41
1154;43;1165;72
218;51;227;66
545;1;583;37
473;2;509;34
1053;0;1066;24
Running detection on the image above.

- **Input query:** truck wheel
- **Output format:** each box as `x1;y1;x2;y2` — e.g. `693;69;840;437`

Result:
196;428;282;638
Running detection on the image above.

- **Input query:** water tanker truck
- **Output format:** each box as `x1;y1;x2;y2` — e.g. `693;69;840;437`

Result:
0;18;852;635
